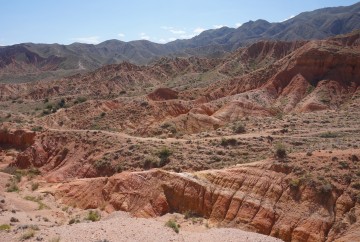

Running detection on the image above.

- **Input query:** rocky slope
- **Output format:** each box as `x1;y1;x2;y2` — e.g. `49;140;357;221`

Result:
53;150;360;242
22;31;357;136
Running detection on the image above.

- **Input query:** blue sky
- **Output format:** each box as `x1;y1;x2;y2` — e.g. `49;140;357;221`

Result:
0;0;358;46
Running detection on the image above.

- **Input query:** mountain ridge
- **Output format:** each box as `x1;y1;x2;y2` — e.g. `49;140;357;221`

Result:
0;2;359;83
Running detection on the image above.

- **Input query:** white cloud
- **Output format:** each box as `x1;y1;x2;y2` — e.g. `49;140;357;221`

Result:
161;26;186;35
118;33;125;38
168;37;176;42
170;29;186;35
72;36;101;44
161;26;172;30
213;25;224;29
158;38;167;43
235;23;242;28
193;27;205;34
140;33;150;40
283;15;295;22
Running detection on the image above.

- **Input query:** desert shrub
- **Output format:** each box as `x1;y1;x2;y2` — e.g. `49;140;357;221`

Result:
58;99;65;108
160;122;177;134
0;224;10;231
220;138;237;147
306;85;315;94
165;219;179;233
100;112;106;118
319;132;339;138
86;210;101;222
45;104;53;110
24;195;49;210
232;122;246;134
351;155;359;162
93;159;111;170
158;147;172;167
74;96;87;104
320;183;332;194
352;183;360;190
143;156;159;170
184;210;198;219
20;229;35;240
48;237;61;242
289;178;300;189
339;161;349;169
275;143;287;159
31;182;39;191
42;109;51;115
10;217;19;222
114;164;123;173
6;180;19;192
31;126;43;132
68;218;80;225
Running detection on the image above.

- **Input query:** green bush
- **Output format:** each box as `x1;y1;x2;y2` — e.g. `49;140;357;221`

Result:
289;178;300;189
6;181;19;192
0;224;10;231
86;210;101;222
158;148;172;167
165;219;179;233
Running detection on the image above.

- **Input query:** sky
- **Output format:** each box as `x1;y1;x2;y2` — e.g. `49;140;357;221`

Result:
0;0;359;46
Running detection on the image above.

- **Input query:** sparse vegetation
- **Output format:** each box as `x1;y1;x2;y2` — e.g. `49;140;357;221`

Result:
232;122;246;134
69;218;80;225
165;219;179;233
74;96;87;104
275;143;287;159
24;195;49;210
143;156;159;170
31;182;39;191
86;210;101;222
31;126;43;132
319;132;339;138
220;138;237;147
48;237;61;242
20;229;35;240
352;183;360;190
0;224;11;231
289;178;300;189
157;147;172;167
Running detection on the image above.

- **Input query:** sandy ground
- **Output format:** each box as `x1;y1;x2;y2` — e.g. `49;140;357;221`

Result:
11;212;281;242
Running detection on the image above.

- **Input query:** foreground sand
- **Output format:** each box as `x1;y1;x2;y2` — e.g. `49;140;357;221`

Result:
1;211;281;242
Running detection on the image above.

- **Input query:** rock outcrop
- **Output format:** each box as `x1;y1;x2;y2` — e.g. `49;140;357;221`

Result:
54;150;360;242
0;129;35;149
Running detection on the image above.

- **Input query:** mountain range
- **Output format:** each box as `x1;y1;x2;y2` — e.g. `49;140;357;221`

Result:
0;2;359;83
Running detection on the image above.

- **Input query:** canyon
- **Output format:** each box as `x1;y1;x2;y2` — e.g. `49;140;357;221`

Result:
0;27;360;242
